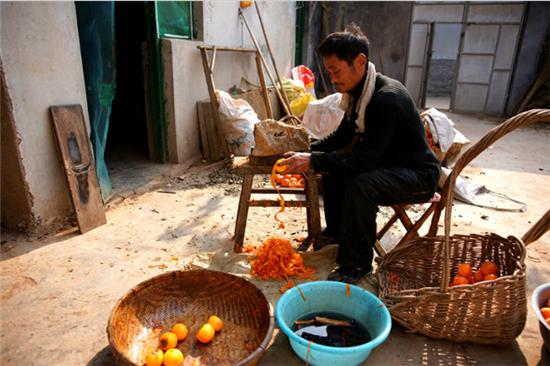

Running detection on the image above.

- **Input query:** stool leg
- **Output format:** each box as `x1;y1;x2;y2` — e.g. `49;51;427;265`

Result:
304;171;323;251
234;174;253;252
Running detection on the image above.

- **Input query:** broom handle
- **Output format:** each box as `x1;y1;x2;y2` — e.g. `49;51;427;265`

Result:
238;8;293;117
440;109;550;292
254;2;293;111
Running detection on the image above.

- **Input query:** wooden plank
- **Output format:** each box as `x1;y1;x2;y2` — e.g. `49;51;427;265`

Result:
199;47;232;158
196;102;211;161
198;45;257;53
196;100;226;162
49;105;106;233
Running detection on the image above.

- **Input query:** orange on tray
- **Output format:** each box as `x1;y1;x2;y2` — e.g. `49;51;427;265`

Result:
159;332;178;351
163;348;184;366
172;323;188;341
208;315;224;332
197;323;215;343
541;307;550;320
145;349;164;366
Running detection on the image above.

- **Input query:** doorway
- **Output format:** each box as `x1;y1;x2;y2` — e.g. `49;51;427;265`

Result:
424;23;462;110
104;2;153;194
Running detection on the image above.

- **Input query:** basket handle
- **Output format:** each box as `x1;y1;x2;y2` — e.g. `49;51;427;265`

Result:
440;109;550;292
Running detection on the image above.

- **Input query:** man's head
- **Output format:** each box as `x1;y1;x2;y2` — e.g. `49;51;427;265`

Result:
318;23;370;93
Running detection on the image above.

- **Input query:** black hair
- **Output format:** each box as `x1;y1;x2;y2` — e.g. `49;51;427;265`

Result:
318;22;370;65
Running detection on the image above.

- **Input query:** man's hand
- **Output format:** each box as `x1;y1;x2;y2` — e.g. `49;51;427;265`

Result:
278;151;311;173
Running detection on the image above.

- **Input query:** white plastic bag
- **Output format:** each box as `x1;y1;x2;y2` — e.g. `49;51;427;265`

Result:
302;93;345;139
217;90;259;155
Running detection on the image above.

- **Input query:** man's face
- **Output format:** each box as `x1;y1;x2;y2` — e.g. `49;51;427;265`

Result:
323;53;367;93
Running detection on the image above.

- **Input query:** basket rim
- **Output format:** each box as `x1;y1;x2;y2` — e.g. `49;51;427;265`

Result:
106;269;275;366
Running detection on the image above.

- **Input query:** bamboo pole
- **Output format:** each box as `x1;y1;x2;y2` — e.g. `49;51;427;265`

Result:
238;8;292;117
255;52;273;119
254;2;292;110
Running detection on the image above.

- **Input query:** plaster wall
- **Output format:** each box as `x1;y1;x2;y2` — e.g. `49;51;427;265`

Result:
325;2;412;83
163;1;296;163
1;61;34;230
1;2;90;230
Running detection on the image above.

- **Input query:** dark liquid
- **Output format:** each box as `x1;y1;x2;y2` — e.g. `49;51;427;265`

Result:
291;311;371;347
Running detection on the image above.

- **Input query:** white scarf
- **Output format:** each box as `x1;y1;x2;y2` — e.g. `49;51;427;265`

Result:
339;61;376;133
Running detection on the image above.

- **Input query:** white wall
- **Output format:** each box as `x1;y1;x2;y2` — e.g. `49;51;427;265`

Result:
164;1;296;163
1;2;90;228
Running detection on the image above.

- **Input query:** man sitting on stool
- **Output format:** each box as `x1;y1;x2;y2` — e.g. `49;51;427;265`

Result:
279;24;440;284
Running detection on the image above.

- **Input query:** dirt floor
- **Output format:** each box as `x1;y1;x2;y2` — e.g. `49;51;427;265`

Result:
1;112;549;365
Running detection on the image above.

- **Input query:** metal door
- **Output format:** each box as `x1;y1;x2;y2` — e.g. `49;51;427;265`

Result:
405;3;465;107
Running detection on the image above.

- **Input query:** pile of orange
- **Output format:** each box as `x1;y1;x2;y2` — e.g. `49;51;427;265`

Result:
274;173;305;188
145;316;223;366
449;260;499;287
541;299;550;326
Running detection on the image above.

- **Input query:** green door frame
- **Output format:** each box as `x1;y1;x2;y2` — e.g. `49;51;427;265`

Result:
145;2;169;162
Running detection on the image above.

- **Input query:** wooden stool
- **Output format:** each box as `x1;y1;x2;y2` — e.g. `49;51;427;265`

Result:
232;155;323;252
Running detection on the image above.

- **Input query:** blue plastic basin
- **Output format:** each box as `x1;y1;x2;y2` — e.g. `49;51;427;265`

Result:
275;281;392;366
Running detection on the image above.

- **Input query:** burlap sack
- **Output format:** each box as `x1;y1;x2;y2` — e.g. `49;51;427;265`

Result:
252;118;310;156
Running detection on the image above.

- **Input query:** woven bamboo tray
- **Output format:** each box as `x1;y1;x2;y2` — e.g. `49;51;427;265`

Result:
376;109;550;345
107;270;275;366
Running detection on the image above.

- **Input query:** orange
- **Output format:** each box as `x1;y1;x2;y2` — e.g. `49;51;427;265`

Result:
281;178;290;187
473;270;484;283
145;349;163;366
171;323;188;341
159;332;178;351
292;174;302;180
480;261;498;276
457;263;472;277
274;159;287;173
483;274;498;281
163;348;184;366
208;315;224;332
541;307;550;320
283;174;292;179
197;323;215;343
451;276;469;286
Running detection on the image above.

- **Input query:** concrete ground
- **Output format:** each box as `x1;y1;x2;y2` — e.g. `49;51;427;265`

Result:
1;112;549;365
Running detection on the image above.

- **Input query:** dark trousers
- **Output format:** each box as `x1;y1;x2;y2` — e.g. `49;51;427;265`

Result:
322;167;439;269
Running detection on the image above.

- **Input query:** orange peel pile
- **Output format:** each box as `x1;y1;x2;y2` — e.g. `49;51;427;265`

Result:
250;237;316;281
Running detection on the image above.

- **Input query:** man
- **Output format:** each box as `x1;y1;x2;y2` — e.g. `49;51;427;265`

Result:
280;24;440;284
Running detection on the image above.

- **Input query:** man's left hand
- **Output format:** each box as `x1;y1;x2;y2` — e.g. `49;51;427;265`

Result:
279;152;311;173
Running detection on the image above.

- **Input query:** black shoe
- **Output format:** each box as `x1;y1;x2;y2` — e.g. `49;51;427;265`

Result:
327;266;372;284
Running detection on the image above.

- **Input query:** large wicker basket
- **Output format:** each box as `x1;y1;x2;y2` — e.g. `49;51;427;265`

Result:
376;109;550;345
107;270;275;366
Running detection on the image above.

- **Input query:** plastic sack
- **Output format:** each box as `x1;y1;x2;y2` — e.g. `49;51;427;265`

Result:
217;90;259;156
291;65;316;98
421;108;470;167
290;92;316;118
302;93;344;139
281;78;307;103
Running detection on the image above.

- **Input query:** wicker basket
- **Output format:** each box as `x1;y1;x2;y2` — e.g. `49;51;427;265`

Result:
376;109;550;345
107;270;275;366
